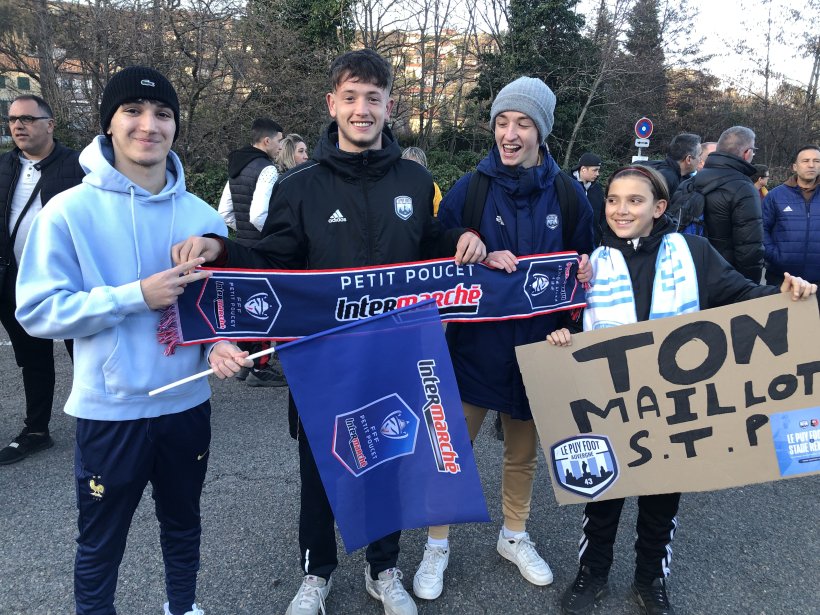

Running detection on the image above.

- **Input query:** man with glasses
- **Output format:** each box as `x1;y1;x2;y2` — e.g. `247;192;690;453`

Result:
646;132;702;196
693;125;764;282
0;95;83;465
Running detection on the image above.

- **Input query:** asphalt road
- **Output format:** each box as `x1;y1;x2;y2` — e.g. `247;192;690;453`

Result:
0;337;818;615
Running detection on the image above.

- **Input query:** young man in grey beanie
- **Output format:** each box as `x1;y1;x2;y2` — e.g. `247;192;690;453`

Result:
15;65;234;615
411;75;594;601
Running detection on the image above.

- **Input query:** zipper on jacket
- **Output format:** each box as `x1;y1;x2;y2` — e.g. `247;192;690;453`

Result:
804;199;811;274
358;151;374;263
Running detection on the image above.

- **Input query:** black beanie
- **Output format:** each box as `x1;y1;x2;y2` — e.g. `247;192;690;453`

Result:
100;66;180;141
578;152;602;168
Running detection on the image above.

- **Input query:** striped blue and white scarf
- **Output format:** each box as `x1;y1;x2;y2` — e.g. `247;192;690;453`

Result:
583;233;699;331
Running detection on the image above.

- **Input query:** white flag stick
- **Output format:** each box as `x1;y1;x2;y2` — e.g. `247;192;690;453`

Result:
148;345;279;396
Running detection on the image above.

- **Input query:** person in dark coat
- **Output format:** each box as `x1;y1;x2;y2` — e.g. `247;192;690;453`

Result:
645;133;701;197
218;118;286;387
0;94;82;465
572;152;605;245
694;126;763;282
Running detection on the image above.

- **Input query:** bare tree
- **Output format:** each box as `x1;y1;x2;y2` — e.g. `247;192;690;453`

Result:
563;0;632;166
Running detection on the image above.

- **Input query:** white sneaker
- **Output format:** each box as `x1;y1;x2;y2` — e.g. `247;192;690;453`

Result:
285;575;332;615
413;544;450;600
163;603;204;615
364;565;418;615
496;530;554;586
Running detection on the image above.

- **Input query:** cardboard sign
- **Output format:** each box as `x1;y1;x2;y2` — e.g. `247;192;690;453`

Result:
516;294;820;505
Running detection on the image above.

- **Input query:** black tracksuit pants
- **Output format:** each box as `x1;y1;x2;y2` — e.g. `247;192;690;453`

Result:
0;269;72;434
578;492;681;584
297;420;400;580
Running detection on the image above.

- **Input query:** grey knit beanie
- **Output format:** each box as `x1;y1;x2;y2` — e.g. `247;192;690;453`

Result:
490;76;556;143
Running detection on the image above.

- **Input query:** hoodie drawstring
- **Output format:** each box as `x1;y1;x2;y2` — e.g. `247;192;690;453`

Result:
128;186;142;279
169;192;177;262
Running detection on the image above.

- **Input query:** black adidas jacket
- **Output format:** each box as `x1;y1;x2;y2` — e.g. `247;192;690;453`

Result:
218;122;466;269
212;123;468;438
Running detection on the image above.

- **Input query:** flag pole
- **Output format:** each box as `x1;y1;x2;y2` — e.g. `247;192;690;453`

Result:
148;345;278;396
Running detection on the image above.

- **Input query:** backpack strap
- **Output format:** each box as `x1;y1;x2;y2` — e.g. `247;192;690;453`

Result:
554;171;578;248
462;171;491;229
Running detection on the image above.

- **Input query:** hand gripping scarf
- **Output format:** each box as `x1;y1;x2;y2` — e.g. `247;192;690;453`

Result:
159;252;586;354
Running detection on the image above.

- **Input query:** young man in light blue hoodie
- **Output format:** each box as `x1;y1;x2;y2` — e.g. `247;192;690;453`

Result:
14;66;242;615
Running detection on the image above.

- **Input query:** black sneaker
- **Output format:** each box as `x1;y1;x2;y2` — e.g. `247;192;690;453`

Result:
631;577;675;615
0;429;54;465
246;364;287;387
561;566;608;615
235;366;250;381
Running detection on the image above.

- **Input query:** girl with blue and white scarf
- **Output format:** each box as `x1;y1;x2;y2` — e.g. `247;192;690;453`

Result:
549;165;817;615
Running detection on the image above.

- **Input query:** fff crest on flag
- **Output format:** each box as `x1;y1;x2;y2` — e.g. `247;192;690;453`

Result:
523;259;572;311
394;195;413;220
551;435;619;499
332;394;420;477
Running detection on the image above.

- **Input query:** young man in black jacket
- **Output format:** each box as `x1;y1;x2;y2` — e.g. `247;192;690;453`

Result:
0;95;83;465
173;49;486;615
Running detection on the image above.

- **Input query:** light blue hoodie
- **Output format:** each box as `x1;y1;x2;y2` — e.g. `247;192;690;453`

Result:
15;136;227;420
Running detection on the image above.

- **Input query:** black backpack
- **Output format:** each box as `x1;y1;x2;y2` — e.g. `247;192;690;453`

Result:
461;170;579;248
668;175;725;235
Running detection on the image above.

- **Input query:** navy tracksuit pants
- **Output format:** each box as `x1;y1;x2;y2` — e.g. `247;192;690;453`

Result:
73;402;211;615
578;492;681;584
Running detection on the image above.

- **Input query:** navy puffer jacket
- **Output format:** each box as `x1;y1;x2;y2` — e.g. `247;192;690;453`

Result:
762;179;820;284
438;146;593;419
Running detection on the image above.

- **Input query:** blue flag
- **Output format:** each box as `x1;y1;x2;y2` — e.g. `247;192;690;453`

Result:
277;299;490;552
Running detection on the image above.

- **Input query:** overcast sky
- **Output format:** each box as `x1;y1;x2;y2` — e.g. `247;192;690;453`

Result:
575;0;814;90
697;1;813;89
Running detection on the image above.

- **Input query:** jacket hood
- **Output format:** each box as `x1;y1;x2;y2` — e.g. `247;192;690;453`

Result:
476;144;560;196
79;135;186;200
228;145;270;179
312;122;402;181
702;151;757;177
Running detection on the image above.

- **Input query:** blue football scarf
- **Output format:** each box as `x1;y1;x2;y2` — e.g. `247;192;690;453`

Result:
277;299;490;551
159;252;585;354
583;234;699;331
